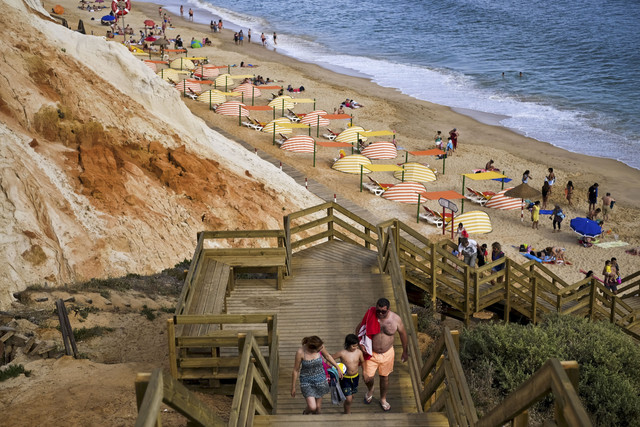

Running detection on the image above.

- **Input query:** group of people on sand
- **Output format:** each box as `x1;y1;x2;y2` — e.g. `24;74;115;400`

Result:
292;298;407;414
434;128;459;156
454;224;506;271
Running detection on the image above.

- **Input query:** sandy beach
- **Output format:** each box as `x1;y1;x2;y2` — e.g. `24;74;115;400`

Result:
46;0;640;284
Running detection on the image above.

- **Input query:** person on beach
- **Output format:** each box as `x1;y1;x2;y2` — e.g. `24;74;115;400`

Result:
545;168;556;194
158;6;162;17
457;237;478;267
449;128;459;151
261;32;266;46
239;30;244;45
445;138;454;157
603;260;616;294
357;298;408;412
218;20;223;31
210;20;215;32
541;181;551;209
587;208;602;223
188;8;193;22
434;131;443;149
248;29;251;43
588;183;599;211
602;192;615;221
456;223;468;245
491;242;505;282
292;336;342;415
180;5;183;17
565;181;574;206
551;204;564;232
522;170;532;184
611;257;621;283
337;105;345;115
485;159;498;172
273;32;277;45
532;201;541;229
332;334;364;414
477;243;488;267
233;32;238;45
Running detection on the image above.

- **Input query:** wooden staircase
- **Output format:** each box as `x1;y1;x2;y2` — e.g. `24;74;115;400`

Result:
253;412;449;426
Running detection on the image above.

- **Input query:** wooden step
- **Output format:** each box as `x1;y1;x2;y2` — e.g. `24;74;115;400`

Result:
253;412;449;426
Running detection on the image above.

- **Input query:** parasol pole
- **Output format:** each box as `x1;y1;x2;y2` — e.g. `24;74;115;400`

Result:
442;206;446;236
313;141;316;167
521;198;524;222
461;175;466;214
416;193;421;224
238;105;241;126
316;115;319;138
360;165;364;192
252;86;255;106
442;155;446;175
405;151;408;163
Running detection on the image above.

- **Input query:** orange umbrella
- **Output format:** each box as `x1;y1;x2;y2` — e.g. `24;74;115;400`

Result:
53;4;64;14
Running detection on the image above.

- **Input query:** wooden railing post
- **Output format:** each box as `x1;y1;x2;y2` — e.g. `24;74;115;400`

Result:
430;242;438;305
464;266;471;325
610;297;617;323
589;278;597;320
167;319;178;379
327;205;334;241
504;258;511;322
364;226;371;249
473;270;480;314
556;361;580;426
531;276;538;324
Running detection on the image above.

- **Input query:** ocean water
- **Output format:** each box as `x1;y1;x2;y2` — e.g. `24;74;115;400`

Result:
155;0;640;169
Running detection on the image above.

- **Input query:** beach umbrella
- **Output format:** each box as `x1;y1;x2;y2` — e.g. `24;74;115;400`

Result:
214;73;235;90
170;58;195;70
393;162;436;182
174;80;202;94
335;126;367;144
191;40;202;48
332;155;372;174
485;187;526;210
281;135;315;153
144;36;157;42
152;38;169;47
300;110;329;127
262;118;293;135
197;90;226;105
268;95;295;110
144;19;155;27
504;183;541;221
156;68;189;82
193;65;220;79
570;217;602;238
216;101;249;117
445;210;492;234
101;15;115;24
361;141;397;160
53;4;64;14
142;61;157;72
234;82;262;99
381;182;427;204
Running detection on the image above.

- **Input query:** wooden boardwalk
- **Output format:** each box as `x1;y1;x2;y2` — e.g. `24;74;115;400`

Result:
225;240;419;418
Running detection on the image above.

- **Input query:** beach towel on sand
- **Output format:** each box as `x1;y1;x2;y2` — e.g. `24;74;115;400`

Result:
357;307;380;360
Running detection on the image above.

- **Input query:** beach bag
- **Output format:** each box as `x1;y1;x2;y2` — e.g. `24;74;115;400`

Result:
519;244;527;252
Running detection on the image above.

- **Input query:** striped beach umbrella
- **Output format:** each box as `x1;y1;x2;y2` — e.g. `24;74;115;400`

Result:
281;135;315;153
262;118;293;134
268;96;295;110
445;210;492;234
197;90;226;105
157;68;190;82
169;58;195;70
174;80;202;94
381;182;427;204
361;141;397;160
300;110;329;127
485;188;525;210
393;162;436;182
143;61;157;72
216;101;249;117
193;65;220;79
213;73;235;90
234;82;262;99
332;155;372;174
335;126;367;144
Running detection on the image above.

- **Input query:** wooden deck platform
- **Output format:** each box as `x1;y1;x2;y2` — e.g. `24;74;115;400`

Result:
225;240;419;416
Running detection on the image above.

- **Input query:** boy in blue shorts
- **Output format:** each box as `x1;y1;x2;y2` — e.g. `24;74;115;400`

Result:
332;334;364;414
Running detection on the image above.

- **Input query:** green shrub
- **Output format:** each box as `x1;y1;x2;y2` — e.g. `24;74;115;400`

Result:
73;326;114;342
459;314;640;426
141;305;156;321
0;365;31;382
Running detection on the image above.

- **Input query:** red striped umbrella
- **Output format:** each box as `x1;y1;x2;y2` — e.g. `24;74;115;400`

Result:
361;141;397;160
382;182;427;204
485;188;525;210
143;61;157;72
300;110;329;127
144;36;157;42
234;82;262;98
174;80;202;94
193;66;220;79
281;135;315;153
216;100;249;117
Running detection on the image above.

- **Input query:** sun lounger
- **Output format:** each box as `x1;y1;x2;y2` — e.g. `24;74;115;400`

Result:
275;133;288;145
242;117;264;131
419;206;454;228
323;128;339;141
363;177;393;197
286;109;303;122
465;187;495;206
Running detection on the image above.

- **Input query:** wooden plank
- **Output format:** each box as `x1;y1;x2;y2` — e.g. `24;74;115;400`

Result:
134;370;163;427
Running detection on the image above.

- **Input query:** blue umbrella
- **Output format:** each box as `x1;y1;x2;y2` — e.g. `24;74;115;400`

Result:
101;15;115;21
570;217;602;238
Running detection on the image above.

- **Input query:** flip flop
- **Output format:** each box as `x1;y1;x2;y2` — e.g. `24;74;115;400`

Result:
380;401;391;412
363;393;373;404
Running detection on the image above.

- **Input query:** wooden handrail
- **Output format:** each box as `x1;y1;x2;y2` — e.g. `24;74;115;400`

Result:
476;359;592;427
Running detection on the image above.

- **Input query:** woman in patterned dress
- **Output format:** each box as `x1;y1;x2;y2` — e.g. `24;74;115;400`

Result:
291;336;342;414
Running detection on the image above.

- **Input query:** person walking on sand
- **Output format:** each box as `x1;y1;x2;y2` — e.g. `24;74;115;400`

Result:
551;204;564;233
261;32;266;47
218;19;223;31
445;137;454;157
522;170;532;184
541;181;550;209
273;32;278;45
188;8;193;22
356;298;408;412
565;181;574;206
545;168;556;194
332;334;364;414
434;131;443;149
449;128;459;151
588;183;599;211
291;336;342;415
180;5;183;17
602;192;615;221
248;29;251;43
532;201;540;229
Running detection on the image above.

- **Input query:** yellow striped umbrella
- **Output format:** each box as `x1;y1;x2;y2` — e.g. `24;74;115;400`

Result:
394;162;437;182
157;68;190;82
268;96;295;110
381;182;427;204
193;65;220;79
197;90;226;105
214;73;235;89
445;210;492;234
300;110;329;127
335;126;367;144
332;154;372;174
169;58;195;70
174;80;202;94
281;135;315;153
485;188;525;210
262;118;293;134
216;101;249;117
361;141;397;160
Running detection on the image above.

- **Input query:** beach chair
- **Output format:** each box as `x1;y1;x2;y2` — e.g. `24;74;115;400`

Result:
275;133;288;145
286;109;303;122
465;187;494;206
363;177;393;197
323;128;339;141
419;206;454;228
242;117;264;131
186;88;199;100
